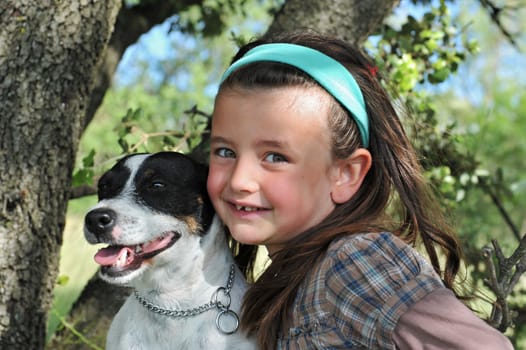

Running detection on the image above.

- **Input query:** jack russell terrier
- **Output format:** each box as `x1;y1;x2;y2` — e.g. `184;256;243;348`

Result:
84;152;256;350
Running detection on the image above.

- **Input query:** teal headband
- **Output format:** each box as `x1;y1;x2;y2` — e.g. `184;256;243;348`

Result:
220;43;370;147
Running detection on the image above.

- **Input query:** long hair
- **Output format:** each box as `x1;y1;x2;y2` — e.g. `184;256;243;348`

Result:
220;31;462;350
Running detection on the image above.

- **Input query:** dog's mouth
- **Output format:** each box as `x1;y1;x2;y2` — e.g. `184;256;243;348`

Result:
93;232;180;276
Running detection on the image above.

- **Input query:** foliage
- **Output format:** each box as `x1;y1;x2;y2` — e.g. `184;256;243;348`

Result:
371;1;483;210
371;0;526;343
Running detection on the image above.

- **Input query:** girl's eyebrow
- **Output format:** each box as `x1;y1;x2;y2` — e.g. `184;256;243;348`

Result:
210;136;289;149
210;136;230;144
256;140;289;149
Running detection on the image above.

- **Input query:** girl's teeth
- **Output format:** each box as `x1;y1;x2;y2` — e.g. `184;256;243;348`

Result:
236;205;257;212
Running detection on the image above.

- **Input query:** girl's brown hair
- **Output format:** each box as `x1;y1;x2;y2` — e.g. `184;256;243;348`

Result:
219;31;462;350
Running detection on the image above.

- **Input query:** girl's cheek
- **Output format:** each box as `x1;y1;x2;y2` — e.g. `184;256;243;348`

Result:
207;166;224;200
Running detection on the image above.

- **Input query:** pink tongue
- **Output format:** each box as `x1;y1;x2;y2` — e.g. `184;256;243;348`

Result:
93;233;175;267
94;246;135;266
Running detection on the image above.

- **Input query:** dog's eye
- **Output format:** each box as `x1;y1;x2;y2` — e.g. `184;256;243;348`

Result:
150;181;166;189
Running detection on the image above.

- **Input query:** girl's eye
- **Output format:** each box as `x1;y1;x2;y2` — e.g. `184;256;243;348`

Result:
215;147;236;158
264;153;288;163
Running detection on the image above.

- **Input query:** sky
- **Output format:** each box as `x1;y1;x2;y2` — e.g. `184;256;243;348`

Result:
116;18;190;87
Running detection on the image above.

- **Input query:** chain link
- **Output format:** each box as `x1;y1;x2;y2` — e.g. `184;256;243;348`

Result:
134;264;236;319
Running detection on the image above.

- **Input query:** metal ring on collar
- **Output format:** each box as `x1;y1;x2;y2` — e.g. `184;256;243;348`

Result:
215;309;240;335
212;286;232;310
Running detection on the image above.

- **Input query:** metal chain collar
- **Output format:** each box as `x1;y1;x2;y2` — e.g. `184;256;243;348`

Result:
134;264;240;334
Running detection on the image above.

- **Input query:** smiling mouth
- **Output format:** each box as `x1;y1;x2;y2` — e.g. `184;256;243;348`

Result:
93;232;180;277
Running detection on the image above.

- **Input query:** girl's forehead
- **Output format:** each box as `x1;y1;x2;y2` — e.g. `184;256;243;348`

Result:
214;86;330;122
211;86;333;146
215;85;331;113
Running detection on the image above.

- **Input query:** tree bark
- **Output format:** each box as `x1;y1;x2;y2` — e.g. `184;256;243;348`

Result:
0;1;121;348
266;0;400;44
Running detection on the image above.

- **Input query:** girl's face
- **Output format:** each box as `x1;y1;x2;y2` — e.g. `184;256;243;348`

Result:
208;86;342;254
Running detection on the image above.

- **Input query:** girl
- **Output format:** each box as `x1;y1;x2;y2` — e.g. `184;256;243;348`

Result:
207;32;513;349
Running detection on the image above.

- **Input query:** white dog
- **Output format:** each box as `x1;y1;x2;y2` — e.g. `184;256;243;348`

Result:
84;152;256;350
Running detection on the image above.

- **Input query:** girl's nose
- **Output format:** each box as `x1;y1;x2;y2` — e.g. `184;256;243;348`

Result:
228;159;259;193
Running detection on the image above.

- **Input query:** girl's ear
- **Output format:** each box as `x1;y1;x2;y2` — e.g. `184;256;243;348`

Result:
330;148;372;204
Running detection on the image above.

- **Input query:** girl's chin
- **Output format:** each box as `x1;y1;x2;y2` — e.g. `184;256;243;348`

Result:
231;235;264;246
229;230;266;246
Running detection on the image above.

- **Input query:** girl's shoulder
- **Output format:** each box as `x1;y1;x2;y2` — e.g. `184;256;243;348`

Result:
320;232;443;297
328;231;420;258
290;233;446;348
325;231;435;278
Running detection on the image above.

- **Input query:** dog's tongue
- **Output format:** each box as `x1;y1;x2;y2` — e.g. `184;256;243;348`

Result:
94;246;135;266
93;234;175;267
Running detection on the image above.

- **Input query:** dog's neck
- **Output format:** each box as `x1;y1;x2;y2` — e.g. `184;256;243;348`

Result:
132;263;240;335
130;216;237;308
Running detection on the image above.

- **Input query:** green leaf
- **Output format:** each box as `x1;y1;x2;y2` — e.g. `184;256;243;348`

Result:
56;275;70;286
429;67;450;84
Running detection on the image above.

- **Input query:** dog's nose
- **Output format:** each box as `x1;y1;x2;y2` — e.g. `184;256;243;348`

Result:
85;208;116;238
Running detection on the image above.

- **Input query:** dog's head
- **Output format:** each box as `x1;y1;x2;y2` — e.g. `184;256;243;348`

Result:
84;152;215;285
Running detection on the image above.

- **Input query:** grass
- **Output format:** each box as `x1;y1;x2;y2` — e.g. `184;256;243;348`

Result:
46;196;100;343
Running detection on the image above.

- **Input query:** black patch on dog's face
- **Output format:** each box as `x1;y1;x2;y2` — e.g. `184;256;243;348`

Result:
97;154;136;200
132;152;214;233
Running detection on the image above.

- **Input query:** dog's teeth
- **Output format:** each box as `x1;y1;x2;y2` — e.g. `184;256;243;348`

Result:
116;249;127;267
135;245;143;254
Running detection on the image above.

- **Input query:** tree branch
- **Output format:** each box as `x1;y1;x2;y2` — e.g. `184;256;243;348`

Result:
69;185;97;200
482;232;526;332
480;181;521;241
478;0;522;50
84;0;205;129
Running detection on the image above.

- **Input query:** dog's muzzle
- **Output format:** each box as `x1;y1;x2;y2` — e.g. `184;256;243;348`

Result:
84;207;182;277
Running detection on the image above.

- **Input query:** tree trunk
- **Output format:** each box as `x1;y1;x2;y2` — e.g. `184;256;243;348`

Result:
266;0;400;44
0;1;121;348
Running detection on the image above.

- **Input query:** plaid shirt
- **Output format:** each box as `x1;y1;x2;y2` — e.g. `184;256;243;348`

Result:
277;232;444;349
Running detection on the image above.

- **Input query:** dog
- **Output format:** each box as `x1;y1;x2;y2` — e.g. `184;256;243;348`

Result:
84;152;256;350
